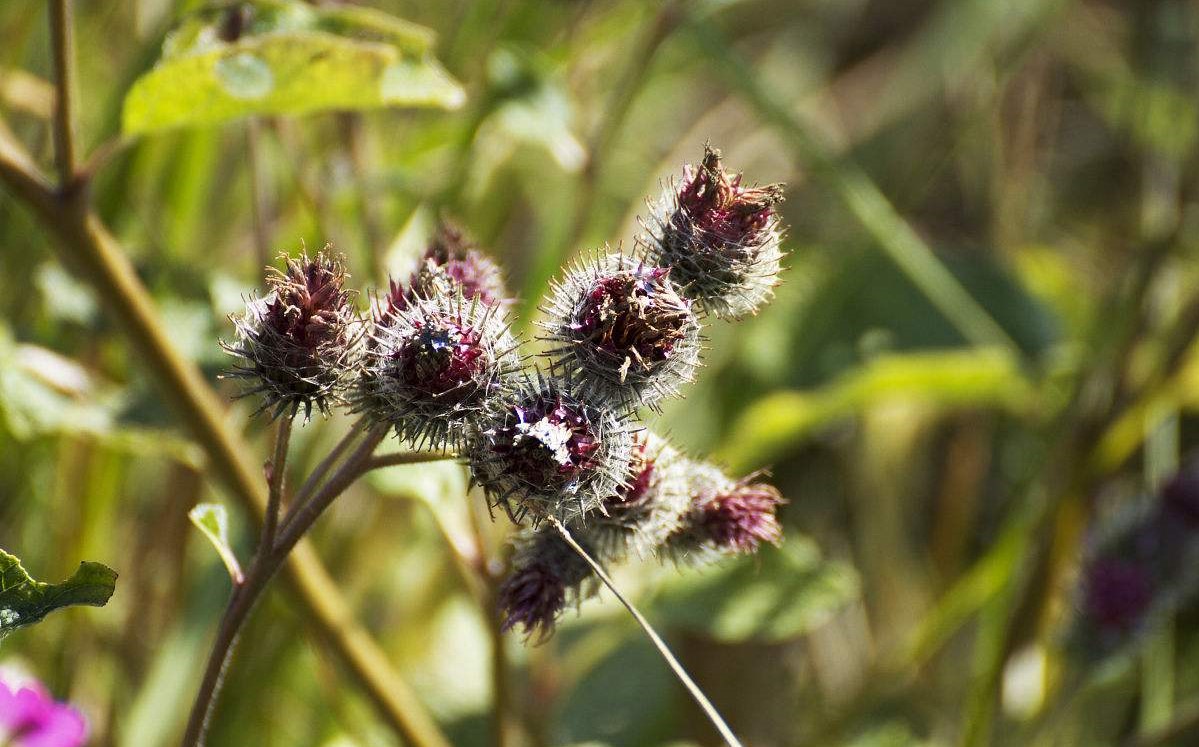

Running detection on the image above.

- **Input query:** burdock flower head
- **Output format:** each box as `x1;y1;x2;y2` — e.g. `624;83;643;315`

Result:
498;528;594;641
468;369;634;524
587;430;693;558
358;293;521;451
664;461;785;559
540;252;702;411
378;222;509;320
641;144;785;319
223;250;359;420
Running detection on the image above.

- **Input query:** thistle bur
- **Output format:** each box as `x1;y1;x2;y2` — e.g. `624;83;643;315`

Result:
641;144;785;319
222;250;359;420
663;461;785;560
380;222;509;318
498;528;594;641
358;293;521;451
586;430;693;558
467;370;634;524
540;252;702;411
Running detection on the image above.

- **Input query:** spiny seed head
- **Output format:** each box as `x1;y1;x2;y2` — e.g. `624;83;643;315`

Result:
540;252;702;411
379;222;509;319
662;461;785;561
498;528;594;641
640;144;785;320
222;249;359;420
357;293;521;451
584;431;693;558
467;369;634;525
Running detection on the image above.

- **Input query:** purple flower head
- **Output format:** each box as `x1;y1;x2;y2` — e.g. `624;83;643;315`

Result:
1083;557;1154;633
697;478;785;553
540;252;702;411
381;223;509;320
498;560;567;641
498;528;593;641
358;293;520;450
641;145;786;319
468;370;634;524
660;462;786;560
0;678;87;747
223;249;360;420
587;431;694;559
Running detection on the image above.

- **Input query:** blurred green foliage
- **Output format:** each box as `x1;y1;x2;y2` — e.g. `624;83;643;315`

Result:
3;0;1199;746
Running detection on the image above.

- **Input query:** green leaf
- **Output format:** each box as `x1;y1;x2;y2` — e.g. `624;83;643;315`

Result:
650;538;859;644
0;548;117;641
717;347;1033;472
122;0;464;135
189;503;244;584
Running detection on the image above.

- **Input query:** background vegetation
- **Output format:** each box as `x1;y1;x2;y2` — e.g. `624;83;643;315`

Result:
2;0;1199;745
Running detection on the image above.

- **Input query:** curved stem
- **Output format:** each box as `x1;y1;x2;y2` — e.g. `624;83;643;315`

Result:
0;126;452;747
361;450;458;472
184;424;391;745
283;421;368;530
547;517;744;747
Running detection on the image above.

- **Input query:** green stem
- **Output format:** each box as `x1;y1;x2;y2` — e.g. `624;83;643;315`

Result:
548;517;744;747
259;415;293;555
183;427;453;745
0;125;452;747
48;0;77;187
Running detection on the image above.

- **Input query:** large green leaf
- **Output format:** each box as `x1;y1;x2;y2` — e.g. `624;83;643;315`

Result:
123;0;464;135
650;538;859;644
0;548;117;641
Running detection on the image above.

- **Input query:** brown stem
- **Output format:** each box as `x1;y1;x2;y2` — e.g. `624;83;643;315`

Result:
183;426;446;745
48;0;77;187
260;416;292;553
0;125;451;747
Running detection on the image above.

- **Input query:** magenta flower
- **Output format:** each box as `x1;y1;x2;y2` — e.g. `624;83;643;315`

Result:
0;678;88;747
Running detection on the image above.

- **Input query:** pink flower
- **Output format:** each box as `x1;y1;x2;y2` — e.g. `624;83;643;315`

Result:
0;678;88;747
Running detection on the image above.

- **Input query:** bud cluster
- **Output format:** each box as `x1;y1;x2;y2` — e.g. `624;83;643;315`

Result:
221;146;789;642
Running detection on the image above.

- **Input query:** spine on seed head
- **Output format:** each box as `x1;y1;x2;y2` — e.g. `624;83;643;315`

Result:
221;248;360;421
639;144;785;320
539;250;703;412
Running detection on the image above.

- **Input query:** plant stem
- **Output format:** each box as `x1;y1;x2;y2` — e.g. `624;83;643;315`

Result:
47;0;76;187
362;450;458;471
183;425;455;745
260;415;293;553
284;422;367;529
0;125;453;747
547;517;744;747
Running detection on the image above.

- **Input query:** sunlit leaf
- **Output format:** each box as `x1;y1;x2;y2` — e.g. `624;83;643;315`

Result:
123;0;464;135
718;348;1034;471
189;503;245;584
0;548;117;641
651;538;859;644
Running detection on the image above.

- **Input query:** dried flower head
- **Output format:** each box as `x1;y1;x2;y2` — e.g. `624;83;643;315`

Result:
379;222;509;320
358;293;522;450
223;250;359;420
663;461;785;560
0;676;88;747
467;369;634;524
540;252;702;410
585;431;693;558
641;144;785;319
498;528;594;641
